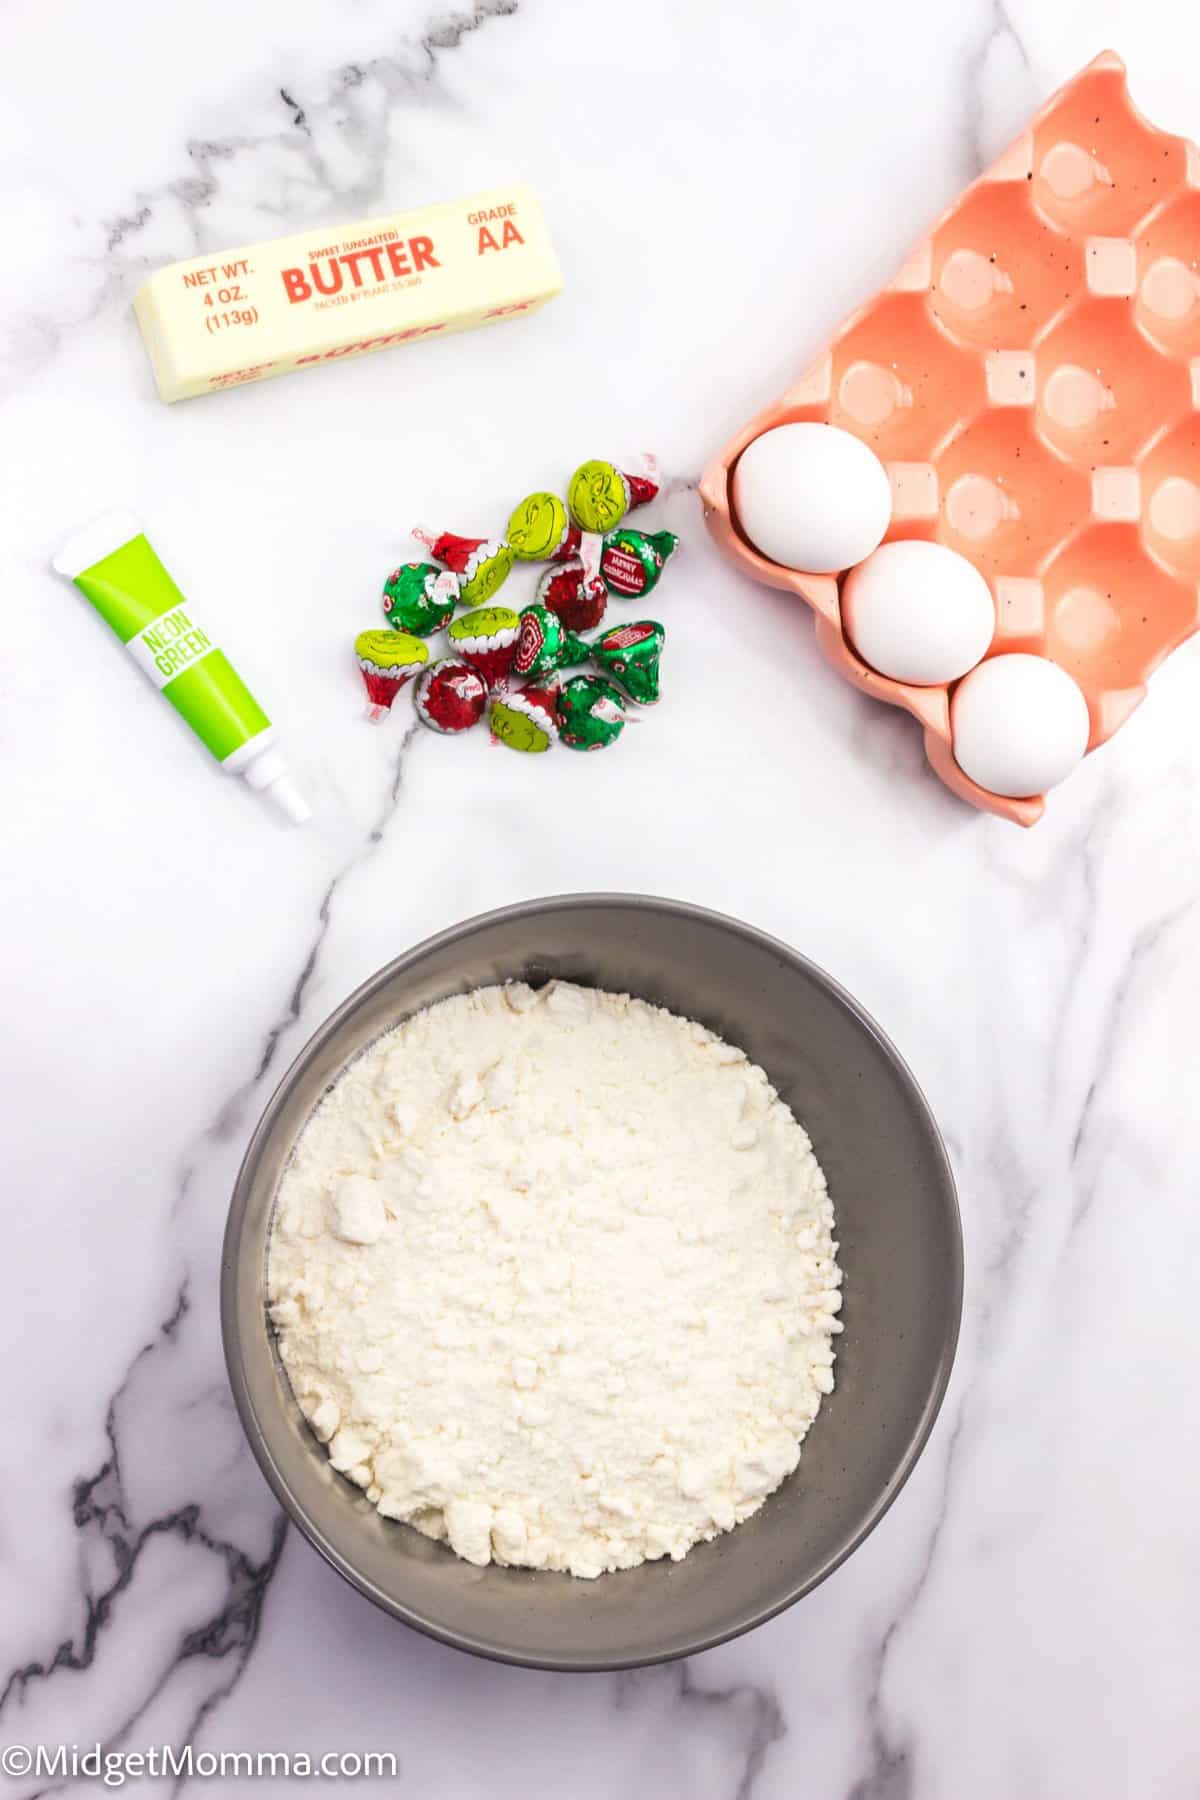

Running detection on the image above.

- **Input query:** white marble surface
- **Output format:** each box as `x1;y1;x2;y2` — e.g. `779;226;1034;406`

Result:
4;1;1200;1794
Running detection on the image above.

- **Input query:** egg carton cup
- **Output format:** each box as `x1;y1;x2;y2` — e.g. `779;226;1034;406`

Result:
701;52;1200;824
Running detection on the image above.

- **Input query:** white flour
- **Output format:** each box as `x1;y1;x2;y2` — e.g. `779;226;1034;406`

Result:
268;981;842;1578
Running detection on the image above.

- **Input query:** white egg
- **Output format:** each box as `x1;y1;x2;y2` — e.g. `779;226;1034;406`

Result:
951;654;1091;797
840;539;995;686
731;422;891;574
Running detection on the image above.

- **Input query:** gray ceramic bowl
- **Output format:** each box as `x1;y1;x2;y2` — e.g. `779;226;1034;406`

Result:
222;894;961;1670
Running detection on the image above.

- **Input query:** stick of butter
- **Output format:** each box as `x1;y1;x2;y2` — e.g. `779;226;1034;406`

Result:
133;184;562;403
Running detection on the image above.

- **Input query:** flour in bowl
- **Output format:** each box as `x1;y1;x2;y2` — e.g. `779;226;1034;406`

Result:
267;981;842;1578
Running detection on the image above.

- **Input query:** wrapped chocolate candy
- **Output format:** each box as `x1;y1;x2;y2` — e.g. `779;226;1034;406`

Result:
536;558;607;633
354;629;429;721
557;673;627;751
567;456;659;534
512;605;590;681
488;680;561;754
381;561;459;635
412;529;514;605
590;619;665;704
600;528;678;599
446;605;521;688
505;491;581;563
413;659;489;734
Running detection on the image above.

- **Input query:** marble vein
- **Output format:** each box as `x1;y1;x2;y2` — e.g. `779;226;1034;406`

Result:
0;1279;286;1800
239;717;421;1108
0;721;423;1769
6;3;1200;1793
1065;897;1196;1231
615;1662;786;1800
844;1412;970;1800
963;0;1038;172
842;793;1111;1795
2;0;525;404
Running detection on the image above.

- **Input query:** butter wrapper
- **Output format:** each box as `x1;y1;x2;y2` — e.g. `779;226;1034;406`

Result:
133;185;563;403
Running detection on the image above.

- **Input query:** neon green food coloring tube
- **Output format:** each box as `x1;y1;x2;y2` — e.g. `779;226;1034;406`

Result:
53;511;309;824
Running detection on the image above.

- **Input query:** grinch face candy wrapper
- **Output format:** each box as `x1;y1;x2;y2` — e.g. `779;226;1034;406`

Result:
412;529;514;605
381;561;459;636
488;680;561;753
590;620;665;705
840;540;995;686
567;457;659;535
354;628;429;720
505;492;580;563
446;604;521;688
557;673;627;751
732;422;891;574
413;659;489;734
344;452;678;760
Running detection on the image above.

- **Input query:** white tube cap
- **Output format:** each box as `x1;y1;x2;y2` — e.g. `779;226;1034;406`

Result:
53;509;144;578
239;745;312;825
263;772;312;825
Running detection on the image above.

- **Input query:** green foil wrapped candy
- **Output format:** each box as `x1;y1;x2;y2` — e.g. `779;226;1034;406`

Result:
557;674;627;751
511;605;590;680
600;529;678;599
381;561;459;635
590;619;665;705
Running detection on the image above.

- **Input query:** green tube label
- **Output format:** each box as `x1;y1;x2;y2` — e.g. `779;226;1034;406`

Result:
65;523;270;764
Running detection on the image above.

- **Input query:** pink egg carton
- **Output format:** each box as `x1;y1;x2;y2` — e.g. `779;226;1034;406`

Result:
701;52;1200;824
